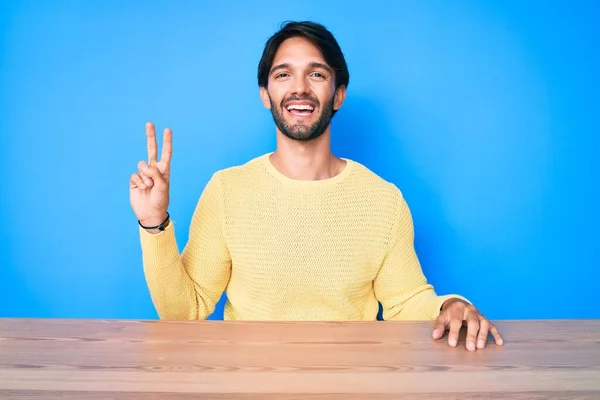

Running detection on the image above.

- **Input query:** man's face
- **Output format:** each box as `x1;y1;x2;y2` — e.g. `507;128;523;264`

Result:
260;37;345;142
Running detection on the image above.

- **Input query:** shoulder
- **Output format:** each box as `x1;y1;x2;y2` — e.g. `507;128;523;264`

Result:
345;159;414;242
195;154;269;205
215;153;269;177
207;153;270;185
346;158;406;203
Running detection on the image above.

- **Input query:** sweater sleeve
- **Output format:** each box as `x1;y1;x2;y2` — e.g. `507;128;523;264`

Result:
139;172;231;320
373;193;469;321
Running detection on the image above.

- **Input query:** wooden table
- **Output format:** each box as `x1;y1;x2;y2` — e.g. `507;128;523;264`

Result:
0;319;599;399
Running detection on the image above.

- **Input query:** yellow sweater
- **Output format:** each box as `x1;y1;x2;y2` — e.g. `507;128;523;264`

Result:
140;153;467;321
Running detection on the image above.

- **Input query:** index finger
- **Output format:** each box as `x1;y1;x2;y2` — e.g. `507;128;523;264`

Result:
146;122;158;164
160;128;172;166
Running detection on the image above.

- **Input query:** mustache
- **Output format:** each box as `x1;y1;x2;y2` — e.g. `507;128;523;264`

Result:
280;95;320;108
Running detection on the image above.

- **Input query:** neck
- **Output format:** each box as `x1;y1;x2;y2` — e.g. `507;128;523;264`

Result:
270;127;346;181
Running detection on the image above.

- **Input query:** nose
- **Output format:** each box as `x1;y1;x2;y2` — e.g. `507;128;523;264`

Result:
291;75;310;96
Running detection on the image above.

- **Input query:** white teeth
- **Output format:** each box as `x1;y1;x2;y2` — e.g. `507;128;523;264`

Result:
286;104;314;111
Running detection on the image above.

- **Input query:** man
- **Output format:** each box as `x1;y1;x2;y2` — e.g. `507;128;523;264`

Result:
129;21;503;352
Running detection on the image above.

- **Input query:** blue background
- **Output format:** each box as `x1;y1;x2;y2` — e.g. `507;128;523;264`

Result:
1;1;598;320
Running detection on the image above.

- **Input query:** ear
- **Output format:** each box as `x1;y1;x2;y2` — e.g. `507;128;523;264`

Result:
333;85;347;111
260;86;272;109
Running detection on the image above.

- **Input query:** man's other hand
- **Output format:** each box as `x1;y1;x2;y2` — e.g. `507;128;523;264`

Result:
432;298;504;351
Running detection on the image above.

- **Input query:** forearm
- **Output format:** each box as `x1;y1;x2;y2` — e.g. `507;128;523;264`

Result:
374;193;470;321
140;224;201;320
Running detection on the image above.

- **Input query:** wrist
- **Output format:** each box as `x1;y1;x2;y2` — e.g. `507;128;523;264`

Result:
139;212;170;232
440;297;464;312
139;213;168;227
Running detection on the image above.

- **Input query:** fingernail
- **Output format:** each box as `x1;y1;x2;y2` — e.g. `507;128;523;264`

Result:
467;341;475;351
144;178;152;185
141;164;148;170
498;338;504;346
477;339;485;348
449;338;457;347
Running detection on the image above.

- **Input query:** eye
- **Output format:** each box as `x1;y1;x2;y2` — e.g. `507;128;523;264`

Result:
275;72;290;79
310;72;325;79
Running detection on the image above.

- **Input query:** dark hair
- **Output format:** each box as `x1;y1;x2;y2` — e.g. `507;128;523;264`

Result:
257;21;349;90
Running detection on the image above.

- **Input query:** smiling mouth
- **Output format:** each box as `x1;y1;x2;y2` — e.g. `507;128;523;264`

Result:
285;103;316;118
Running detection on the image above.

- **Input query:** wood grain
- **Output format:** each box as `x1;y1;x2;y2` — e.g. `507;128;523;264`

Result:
0;319;599;399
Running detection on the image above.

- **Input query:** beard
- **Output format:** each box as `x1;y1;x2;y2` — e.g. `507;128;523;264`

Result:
268;93;335;142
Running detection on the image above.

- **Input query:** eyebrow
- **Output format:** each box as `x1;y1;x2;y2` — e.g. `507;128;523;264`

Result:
310;62;334;75
270;62;334;76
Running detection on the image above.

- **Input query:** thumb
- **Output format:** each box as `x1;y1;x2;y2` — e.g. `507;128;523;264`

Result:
432;314;448;340
139;162;168;191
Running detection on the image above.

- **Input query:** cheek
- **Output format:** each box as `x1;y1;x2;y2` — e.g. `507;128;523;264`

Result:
267;83;289;103
313;84;336;105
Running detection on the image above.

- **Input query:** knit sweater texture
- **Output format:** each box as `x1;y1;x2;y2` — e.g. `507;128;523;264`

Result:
140;153;467;321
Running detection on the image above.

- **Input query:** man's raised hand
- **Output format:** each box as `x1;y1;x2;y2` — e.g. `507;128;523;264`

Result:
130;122;172;228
